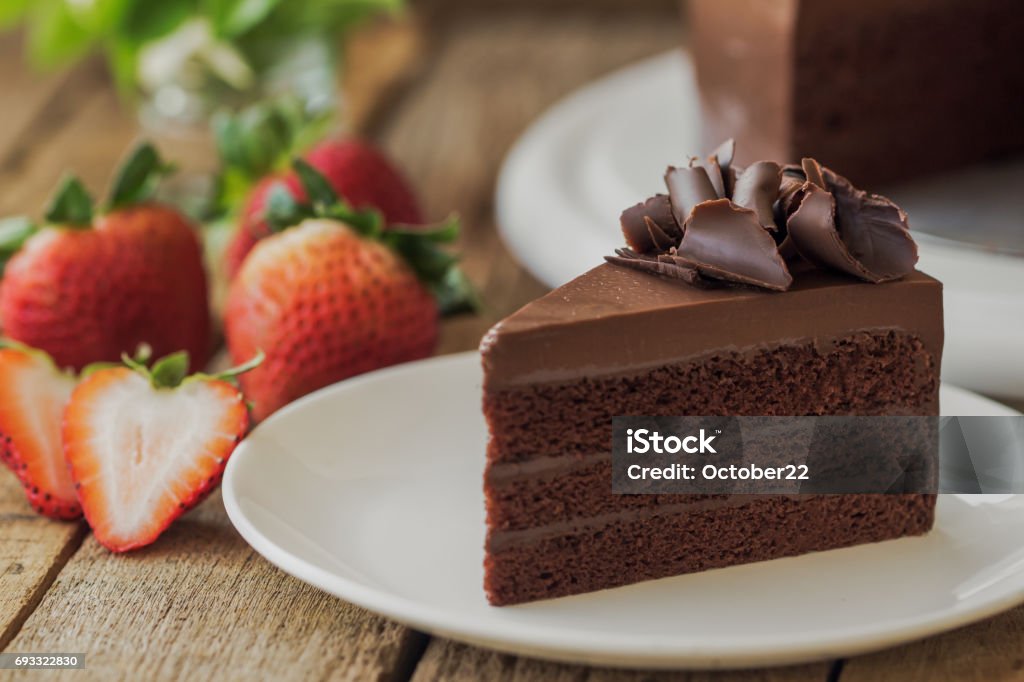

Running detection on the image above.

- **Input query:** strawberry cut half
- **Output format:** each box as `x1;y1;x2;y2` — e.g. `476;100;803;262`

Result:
0;347;80;519
64;356;252;552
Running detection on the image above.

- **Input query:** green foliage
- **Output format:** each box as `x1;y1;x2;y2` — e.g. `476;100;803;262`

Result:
108;142;175;209
0;216;37;271
44;176;94;226
6;0;403;93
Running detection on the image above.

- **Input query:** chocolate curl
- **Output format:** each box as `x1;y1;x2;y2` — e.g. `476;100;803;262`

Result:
619;194;681;254
677;199;793;291
786;172;917;283
665;165;718;227
604;248;706;285
776;168;806;219
709;138;737;197
732;161;781;231
801;157;826;188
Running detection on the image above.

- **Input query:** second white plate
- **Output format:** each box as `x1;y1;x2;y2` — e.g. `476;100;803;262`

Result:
224;353;1024;670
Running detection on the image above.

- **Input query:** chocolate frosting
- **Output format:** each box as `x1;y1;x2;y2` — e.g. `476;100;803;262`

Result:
607;141;918;291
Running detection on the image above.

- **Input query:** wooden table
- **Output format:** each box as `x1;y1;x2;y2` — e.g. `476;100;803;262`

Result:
1;5;1022;680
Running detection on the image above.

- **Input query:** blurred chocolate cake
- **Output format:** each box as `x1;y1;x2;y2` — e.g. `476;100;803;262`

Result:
689;0;1024;185
480;142;941;606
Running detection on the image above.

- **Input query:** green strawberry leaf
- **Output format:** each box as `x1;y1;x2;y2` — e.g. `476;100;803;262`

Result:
209;349;265;381
431;267;481;316
44;175;94;226
321;203;383;238
0;216;37;267
108;142;174;209
387;214;460;243
212;96;333;186
150;351;191;389
265;182;313;233
292;158;338;208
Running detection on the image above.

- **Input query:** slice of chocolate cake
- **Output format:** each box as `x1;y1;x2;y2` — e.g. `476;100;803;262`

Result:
480;143;942;606
689;0;1024;185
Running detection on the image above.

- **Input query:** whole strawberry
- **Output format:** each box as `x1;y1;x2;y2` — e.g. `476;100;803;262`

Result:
0;144;211;371
64;350;260;552
223;139;423;279
225;161;474;421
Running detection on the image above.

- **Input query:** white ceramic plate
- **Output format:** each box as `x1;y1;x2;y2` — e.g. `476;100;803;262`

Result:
495;50;1024;399
224;353;1024;670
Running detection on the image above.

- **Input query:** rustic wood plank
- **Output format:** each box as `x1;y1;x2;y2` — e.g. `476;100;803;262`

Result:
839;605;1024;682
0;78;131;216
343;16;426;136
0;34;101;164
4;491;424;681
0;479;86;650
411;640;832;682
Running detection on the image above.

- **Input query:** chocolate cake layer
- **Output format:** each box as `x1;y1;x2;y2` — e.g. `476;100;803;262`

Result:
690;0;1024;185
481;264;942;393
485;493;935;606
485;329;938;463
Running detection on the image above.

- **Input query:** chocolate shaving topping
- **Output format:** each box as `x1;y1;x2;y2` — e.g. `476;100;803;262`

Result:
731;161;781;232
801;157;826;188
775;167;806;219
608;141;918;291
665;165;718;227
619;194;681;254
787;168;917;283
604;248;707;286
709;138;737;197
677;199;793;291
645;217;677;251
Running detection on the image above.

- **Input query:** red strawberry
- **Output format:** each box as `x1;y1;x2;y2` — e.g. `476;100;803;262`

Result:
226;218;437;421
0;346;79;519
63;351;257;552
0;143;210;371
224;161;474;422
223;139;423;279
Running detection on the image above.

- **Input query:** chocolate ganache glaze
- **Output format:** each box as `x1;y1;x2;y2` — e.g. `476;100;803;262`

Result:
607;140;918;291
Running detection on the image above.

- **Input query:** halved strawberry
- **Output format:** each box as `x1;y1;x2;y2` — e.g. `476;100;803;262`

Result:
63;351;259;552
0;346;80;519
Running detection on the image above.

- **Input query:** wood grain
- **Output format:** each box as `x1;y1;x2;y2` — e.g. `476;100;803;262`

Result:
0;480;86;650
840;604;1024;682
411;640;833;682
4;492;424;681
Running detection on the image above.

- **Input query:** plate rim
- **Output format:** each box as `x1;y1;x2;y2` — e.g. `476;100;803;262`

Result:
223;351;1024;669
